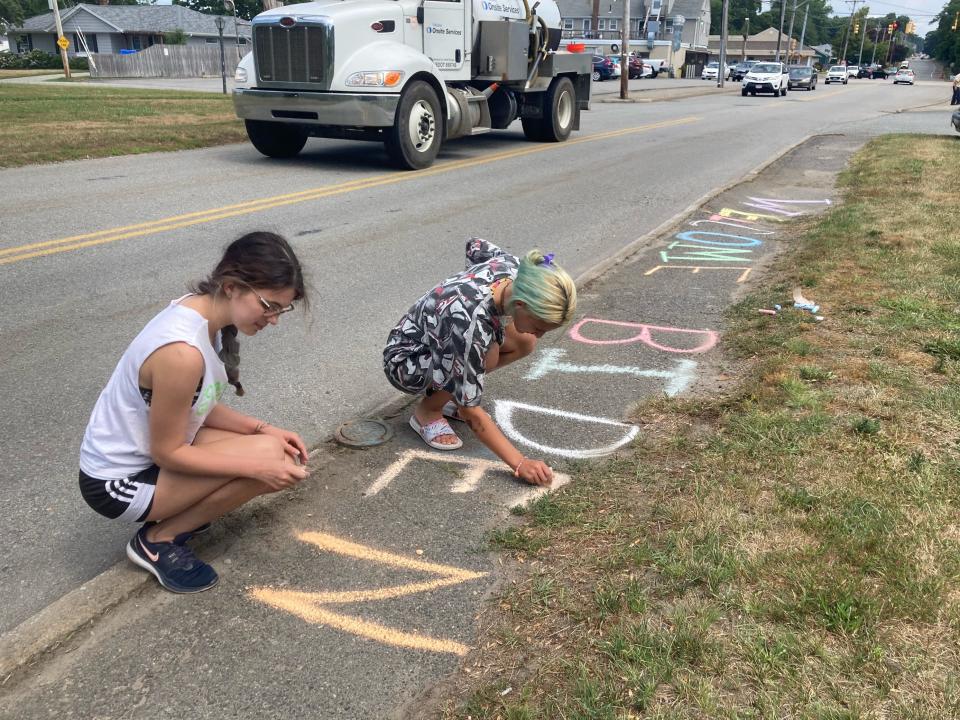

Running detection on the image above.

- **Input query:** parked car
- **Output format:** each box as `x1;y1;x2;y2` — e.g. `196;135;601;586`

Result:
952;109;960;133
701;61;731;81
592;55;615;81
846;65;860;79
730;60;759;81
893;68;915;85
741;62;789;96
788;65;817;91
825;65;848;84
605;56;622;78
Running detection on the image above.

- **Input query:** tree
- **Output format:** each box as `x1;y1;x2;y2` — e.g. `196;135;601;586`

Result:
174;0;261;21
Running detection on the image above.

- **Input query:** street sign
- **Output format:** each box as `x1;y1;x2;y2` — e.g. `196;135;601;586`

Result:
57;36;69;50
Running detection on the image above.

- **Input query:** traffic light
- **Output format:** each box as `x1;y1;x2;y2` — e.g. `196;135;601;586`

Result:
888;23;894;33
892;21;898;31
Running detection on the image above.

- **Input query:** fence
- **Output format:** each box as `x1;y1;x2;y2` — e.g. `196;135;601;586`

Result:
88;44;244;79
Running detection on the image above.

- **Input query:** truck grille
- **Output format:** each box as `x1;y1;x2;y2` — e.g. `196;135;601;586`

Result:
253;20;333;88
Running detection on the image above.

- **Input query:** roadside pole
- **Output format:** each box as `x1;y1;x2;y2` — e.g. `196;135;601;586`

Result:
840;0;862;65
775;0;787;61
49;0;71;80
620;0;629;99
215;15;227;95
871;25;882;66
741;17;749;61
718;0;728;88
798;3;809;65
786;0;797;64
857;14;867;66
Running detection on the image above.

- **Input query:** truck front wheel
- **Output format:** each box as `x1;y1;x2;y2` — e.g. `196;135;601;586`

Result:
244;120;307;159
521;76;575;143
385;80;442;170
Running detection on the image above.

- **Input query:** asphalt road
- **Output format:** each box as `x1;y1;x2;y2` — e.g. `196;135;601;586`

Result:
0;66;952;635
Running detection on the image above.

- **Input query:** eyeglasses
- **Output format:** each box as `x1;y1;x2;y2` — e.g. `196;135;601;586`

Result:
238;282;295;317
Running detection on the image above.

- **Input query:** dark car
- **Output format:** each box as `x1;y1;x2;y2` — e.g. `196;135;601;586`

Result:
730;60;758;82
952;109;960;133
788;66;817;91
592;55;615;81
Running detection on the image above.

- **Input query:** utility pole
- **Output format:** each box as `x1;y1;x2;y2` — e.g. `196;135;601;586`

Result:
49;0;71;79
786;0;798;65
798;3;809;65
775;0;788;61
718;0;729;87
741;16;749;61
870;24;882;66
840;0;862;65
857;13;867;66
214;15;227;95
620;0;630;98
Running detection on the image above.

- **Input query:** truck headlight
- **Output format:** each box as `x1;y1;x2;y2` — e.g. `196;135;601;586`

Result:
345;71;404;87
235;66;248;83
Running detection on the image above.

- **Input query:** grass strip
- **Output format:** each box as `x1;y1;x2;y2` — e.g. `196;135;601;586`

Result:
443;135;960;719
0;84;246;167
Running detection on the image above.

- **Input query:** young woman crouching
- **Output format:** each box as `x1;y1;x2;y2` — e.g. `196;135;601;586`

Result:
79;232;309;593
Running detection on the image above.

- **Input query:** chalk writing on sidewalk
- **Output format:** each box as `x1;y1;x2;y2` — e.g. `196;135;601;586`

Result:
643;265;753;283
249;532;488;656
363;448;570;507
689;218;776;234
523;349;697;397
494;400;640;459
569;318;718;353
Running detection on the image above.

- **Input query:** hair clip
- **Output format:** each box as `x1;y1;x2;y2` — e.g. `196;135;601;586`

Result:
542;253;555;266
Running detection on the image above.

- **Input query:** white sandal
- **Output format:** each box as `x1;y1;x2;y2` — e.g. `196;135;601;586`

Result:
409;414;463;450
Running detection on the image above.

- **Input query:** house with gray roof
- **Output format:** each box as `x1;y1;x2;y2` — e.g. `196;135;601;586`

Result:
7;2;250;57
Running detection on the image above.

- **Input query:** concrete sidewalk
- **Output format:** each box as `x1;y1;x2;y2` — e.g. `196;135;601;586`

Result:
0;134;861;719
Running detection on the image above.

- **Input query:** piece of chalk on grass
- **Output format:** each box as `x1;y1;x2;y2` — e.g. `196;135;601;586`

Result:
758;309;778;315
774;304;782;311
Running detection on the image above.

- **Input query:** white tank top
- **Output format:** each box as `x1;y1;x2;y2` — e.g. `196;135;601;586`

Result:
80;296;229;479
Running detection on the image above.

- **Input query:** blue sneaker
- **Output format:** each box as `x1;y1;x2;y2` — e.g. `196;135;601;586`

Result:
126;526;219;593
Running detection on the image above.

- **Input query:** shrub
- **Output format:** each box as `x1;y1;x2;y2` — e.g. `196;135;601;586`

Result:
0;50;88;71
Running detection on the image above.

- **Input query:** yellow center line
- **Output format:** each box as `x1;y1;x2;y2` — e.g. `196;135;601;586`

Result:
0;116;699;267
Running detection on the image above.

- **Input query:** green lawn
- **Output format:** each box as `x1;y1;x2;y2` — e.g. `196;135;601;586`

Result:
0;84;246;167
442;136;960;719
0;69;67;79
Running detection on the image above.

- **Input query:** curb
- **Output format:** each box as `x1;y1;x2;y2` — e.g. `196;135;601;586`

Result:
0;132;821;689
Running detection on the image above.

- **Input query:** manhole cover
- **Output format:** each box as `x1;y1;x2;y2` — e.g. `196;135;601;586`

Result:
335;417;393;448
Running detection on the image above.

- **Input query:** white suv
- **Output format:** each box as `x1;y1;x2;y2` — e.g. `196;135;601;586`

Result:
741;62;789;96
826;66;849;84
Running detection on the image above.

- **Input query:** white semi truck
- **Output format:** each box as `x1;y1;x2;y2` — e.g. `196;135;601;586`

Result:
232;0;592;169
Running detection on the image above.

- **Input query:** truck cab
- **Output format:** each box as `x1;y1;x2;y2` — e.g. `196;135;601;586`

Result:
233;0;592;169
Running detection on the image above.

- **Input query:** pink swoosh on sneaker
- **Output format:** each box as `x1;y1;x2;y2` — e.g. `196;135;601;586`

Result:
139;537;160;562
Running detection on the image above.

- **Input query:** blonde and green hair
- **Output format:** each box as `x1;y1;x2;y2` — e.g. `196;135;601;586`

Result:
508;250;577;325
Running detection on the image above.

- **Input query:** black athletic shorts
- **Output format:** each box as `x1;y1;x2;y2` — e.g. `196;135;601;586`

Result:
79;465;160;523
